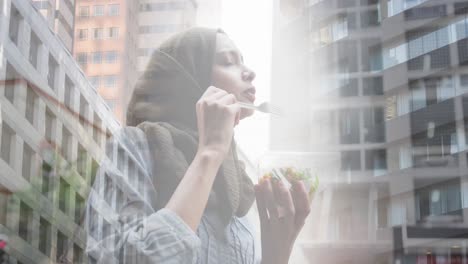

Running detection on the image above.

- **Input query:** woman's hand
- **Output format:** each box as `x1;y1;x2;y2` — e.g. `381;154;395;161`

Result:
255;179;311;264
196;86;241;159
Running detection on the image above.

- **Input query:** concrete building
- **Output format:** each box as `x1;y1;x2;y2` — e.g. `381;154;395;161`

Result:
0;0;144;262
137;0;197;76
73;0;140;124
271;0;468;263
31;0;75;52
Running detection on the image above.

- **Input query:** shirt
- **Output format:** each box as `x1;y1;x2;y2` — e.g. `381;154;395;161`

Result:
85;127;258;264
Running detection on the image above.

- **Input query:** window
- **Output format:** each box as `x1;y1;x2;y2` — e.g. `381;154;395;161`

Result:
25;85;39;126
92;52;102;64
75;194;84;224
415;179;462;222
360;9;380;27
80;95;89;128
115;188;124;211
93;5;105;16
42;162;53;197
78;29;88;40
363;107;385;143
39;218;51;256
104;75;117;88
105;51;118;63
365;149;387;173
77;144;88;178
1;123;15;165
410;80;426;111
48;55;58;90
90;159;99;186
22;143;34;181
117;146;125;172
45;107;56;144
139;24;180;34
363;76;383;95
59;178;71;214
62;127;72;161
455;2;468;15
93;28;104;39
405;5;446;20
29;32;41;69
108;4;119;16
73;244;83;263
5;64;17;103
339;109;360;144
93;114;102;146
338;78;358;97
77;52;87;65
19;201;32;242
79;6;89;17
56;231;67;262
139;2;186;12
64;76;75;109
412;122;457;168
341;150;361;171
0;191;6;226
410;77;454;110
108;27;119;39
9;5;22;45
461;75;468;89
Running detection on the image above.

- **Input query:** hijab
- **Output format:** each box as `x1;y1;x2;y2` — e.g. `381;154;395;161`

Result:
126;27;255;230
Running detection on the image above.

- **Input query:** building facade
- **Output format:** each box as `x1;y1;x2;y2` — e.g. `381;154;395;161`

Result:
73;0;140;124
31;0;75;52
0;0;143;263
271;0;468;263
137;0;197;76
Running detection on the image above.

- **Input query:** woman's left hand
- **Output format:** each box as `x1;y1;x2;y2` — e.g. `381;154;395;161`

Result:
255;178;311;264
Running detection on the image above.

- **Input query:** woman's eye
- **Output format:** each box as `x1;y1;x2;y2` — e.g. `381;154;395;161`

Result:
224;59;235;65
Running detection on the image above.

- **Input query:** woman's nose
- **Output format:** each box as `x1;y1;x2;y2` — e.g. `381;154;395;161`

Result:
242;68;256;82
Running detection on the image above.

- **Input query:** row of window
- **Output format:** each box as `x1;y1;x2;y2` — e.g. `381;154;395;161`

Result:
78;4;119;17
8;4;109;150
89;75;118;88
139;24;180;34
77;27;119;41
77;51;120;65
139;1;186;12
17;201;86;263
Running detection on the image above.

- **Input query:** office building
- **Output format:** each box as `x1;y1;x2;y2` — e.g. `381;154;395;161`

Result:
31;0;75;52
0;0;142;262
73;0;140;123
271;0;468;263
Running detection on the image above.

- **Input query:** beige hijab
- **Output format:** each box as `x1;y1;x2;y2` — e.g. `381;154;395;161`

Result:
126;27;255;229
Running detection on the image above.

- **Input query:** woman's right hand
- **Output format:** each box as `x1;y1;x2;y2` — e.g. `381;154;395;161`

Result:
196;86;241;159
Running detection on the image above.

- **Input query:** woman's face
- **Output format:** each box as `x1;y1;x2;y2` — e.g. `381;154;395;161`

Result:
211;33;256;119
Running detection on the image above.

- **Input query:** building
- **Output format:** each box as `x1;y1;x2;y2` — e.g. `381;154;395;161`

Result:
137;0;197;76
73;0;198;125
271;0;468;263
30;0;75;52
0;0;143;263
73;0;140;124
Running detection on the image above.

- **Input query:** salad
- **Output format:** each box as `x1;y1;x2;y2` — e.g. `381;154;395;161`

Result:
260;167;320;198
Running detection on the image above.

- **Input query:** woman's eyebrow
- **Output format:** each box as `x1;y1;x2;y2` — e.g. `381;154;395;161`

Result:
216;50;243;61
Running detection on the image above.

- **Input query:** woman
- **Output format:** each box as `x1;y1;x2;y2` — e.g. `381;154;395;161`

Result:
85;27;310;264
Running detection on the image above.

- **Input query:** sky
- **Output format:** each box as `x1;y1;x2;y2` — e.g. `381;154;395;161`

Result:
219;0;273;165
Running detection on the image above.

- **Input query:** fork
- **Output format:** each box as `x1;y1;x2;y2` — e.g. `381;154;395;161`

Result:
237;101;283;116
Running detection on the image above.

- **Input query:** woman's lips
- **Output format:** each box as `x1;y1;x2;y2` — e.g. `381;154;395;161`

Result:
243;88;256;102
